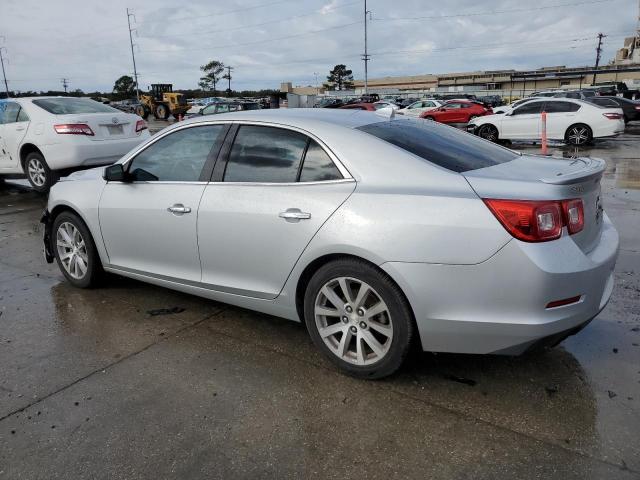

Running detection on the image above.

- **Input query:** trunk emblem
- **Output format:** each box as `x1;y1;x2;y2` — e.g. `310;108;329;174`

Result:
112;117;119;124
570;185;584;193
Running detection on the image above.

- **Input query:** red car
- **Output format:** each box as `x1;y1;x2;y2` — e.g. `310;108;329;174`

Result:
419;100;492;123
339;103;377;111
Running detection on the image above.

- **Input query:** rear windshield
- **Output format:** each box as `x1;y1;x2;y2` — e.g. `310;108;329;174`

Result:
357;118;518;173
32;98;119;114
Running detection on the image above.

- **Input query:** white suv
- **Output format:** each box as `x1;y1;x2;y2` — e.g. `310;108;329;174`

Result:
0;97;150;192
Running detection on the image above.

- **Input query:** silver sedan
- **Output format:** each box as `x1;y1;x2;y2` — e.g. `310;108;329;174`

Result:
42;109;619;378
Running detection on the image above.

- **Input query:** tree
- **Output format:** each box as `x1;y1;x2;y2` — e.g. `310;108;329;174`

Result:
200;60;225;95
112;75;136;99
325;64;354;91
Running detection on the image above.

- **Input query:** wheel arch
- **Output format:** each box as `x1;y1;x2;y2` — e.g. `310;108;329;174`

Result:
47;203;101;258
294;253;417;333
19;143;44;169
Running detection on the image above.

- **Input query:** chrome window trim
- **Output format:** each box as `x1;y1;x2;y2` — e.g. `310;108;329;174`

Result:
208;178;355;187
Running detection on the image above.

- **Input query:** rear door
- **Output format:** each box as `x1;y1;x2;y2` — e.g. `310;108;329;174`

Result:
542;101;581;139
501;101;544;139
197;124;355;299
0;102;29;169
99;123;228;281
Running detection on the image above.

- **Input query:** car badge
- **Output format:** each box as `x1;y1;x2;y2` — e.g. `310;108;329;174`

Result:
112;117;119;124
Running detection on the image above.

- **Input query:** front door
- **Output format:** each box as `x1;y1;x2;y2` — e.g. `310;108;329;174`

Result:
500;100;545;140
198;124;355;299
99;123;228;281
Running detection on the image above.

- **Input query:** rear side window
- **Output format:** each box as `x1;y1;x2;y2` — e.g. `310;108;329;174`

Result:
299;141;342;182
589;98;619;108
17;108;29;122
543;101;580;113
358;119;517;173
32;98;119;114
224;126;307;183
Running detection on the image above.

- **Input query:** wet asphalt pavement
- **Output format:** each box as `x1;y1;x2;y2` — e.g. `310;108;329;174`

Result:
0;122;639;479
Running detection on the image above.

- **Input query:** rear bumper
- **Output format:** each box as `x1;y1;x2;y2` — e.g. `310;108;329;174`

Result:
43;133;149;170
381;214;619;355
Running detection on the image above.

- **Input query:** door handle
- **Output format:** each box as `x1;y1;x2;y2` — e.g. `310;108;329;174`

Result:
167;204;191;215
15;126;25;131
279;208;311;222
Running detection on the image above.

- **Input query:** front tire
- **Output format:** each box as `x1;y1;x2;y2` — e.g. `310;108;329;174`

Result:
52;211;102;288
304;259;414;379
155;104;170;120
24;152;57;193
477;124;499;142
565;124;593;146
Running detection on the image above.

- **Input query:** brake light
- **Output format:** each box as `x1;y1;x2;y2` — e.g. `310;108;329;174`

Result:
602;113;623;119
562;198;584;234
54;123;94;136
634;105;640;110
135;119;147;133
483;198;584;242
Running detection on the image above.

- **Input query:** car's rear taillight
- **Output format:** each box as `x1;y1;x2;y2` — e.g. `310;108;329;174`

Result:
483;198;584;242
562;198;584;234
602;113;623;119
54;123;94;136
634;105;640;110
135;119;147;133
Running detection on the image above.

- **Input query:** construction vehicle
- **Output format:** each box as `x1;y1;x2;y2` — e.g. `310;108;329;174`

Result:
135;84;190;120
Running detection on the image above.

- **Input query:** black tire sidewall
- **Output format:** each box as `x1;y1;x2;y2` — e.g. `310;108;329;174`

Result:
24;152;55;193
52;211;101;288
303;259;414;379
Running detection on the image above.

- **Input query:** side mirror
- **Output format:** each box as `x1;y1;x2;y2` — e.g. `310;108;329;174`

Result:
104;164;126;182
505;111;513;116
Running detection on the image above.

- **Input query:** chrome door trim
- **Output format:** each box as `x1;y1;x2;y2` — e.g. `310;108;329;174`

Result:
207;178;355;187
104;264;275;300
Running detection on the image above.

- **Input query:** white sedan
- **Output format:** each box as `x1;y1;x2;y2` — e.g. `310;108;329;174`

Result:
0;97;150;192
398;99;442;117
468;98;625;145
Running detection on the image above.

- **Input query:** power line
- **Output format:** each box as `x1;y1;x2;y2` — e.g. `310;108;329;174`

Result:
139;0;361;40
373;0;619;22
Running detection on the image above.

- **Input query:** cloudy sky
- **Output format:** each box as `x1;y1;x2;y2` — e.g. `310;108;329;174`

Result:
0;0;637;93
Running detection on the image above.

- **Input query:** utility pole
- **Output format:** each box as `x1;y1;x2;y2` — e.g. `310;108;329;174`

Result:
362;0;371;94
592;33;606;85
313;72;319;94
127;8;140;100
61;78;69;93
224;66;233;97
0;44;9;98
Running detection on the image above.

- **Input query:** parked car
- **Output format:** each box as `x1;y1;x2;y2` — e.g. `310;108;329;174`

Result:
529;90;560;98
477;95;504;107
587;96;640;123
0;97;149;192
437;93;477;102
339;102;377;111
553;90;597;100
42;109;619;378
316;98;345;108
492;98;539;115
395;97;419;108
360;93;380;103
111;98;141;114
420;100;492;123
469;98;624;145
373;101;400;111
186;101;260;118
397;99;443;117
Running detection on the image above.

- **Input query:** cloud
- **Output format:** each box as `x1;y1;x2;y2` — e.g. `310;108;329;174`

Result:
0;0;636;93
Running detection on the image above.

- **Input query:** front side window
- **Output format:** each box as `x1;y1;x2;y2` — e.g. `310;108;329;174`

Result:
128;125;225;182
357;118;518;173
299;141;343;182
32;98;119;114
0;102;21;124
445;103;463;109
201;105;216;115
512;102;545;115
224;126;307;183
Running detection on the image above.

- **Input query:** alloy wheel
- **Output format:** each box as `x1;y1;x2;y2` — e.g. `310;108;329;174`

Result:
56;222;89;279
27;158;46;187
314;277;393;366
567;126;590;145
479;125;498;142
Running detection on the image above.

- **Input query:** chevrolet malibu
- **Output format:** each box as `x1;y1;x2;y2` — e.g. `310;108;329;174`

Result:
41;109;618;379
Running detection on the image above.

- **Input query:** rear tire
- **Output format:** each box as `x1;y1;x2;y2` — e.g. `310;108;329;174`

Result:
303;258;414;379
565;124;593;146
24;152;57;193
477;124;499;142
52;211;103;288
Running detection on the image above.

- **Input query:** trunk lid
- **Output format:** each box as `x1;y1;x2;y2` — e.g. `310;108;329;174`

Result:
463;154;605;253
56;112;138;141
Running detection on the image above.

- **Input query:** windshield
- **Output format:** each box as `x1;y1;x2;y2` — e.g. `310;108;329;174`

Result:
32;98;119;114
357;118;518;173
